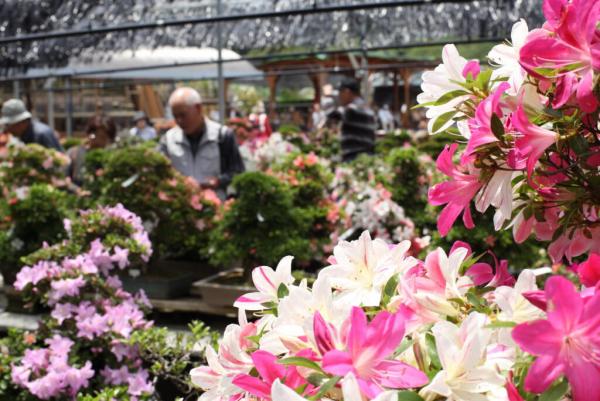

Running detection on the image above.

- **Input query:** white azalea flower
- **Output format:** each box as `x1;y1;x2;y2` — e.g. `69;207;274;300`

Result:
260;277;350;354
475;168;519;230
493;269;545;345
233;256;295;310
320;231;417;307
488;19;529;95
420;313;509;401
416;44;471;134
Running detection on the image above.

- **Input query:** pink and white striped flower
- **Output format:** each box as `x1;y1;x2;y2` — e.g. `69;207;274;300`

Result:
234;256;295;311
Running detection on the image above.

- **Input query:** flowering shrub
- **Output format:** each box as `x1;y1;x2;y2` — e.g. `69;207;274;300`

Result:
191;230;600;401
0;144;71;192
208;172;313;270
331;163;427;253
239;133;299;172
126;321;219;401
81;144;220;261
229;117;262;145
270;152;341;263
0;184;74;282
10;204;155;400
417;0;600;263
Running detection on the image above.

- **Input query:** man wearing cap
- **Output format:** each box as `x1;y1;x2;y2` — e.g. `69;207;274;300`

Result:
160;87;245;200
129;111;157;141
1;98;63;152
337;77;376;162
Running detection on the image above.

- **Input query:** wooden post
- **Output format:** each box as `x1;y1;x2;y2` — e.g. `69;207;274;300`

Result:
309;73;322;105
266;73;279;120
401;69;412;128
392;71;399;115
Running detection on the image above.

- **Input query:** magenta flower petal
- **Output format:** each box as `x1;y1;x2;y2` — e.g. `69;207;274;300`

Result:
523;354;565;393
322;350;354;377
544;276;582;332
512;320;561;355
375;360;429;388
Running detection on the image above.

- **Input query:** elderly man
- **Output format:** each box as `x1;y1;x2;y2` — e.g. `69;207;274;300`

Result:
1;98;63;151
160;87;244;200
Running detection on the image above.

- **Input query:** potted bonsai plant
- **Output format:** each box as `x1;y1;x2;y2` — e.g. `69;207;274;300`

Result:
200;171;313;309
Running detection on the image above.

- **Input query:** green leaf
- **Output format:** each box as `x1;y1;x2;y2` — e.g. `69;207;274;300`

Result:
425;333;441;370
539;379;568;401
309;376;341;400
306;372;328;386
383;274;400;302
397;391;425;401
279;356;324;373
393;337;416;358
277;283;289;299
490;113;505;139
485;320;517;329
475;69;493;90
433;90;469;106
431;110;458;133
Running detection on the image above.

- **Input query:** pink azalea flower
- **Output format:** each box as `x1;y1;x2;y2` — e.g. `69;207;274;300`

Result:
190;194;204;211
51;303;76;324
463;82;510;164
578;253;600;287
127;369;154;397
520;0;600;112
428;143;483;236
232;350;311;400
512;276;600;401
111;246;130;269
49;276;86;304
512;102;558;182
64;362;94;393
320;307;428;398
462;59;480;79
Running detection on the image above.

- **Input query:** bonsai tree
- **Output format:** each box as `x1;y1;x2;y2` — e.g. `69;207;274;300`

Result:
208;172;312;277
81;143;220;262
0;144;71;191
0;184;74;284
269;152;340;265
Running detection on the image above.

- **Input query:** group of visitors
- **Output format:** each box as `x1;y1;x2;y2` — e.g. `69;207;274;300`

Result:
0;77;376;197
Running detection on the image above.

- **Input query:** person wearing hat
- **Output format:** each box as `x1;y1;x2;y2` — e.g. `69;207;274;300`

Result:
1;98;63;152
337;77;376;162
129;111;157;141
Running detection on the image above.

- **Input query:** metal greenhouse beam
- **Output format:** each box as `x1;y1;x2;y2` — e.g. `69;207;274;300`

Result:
0;0;482;45
0;37;501;82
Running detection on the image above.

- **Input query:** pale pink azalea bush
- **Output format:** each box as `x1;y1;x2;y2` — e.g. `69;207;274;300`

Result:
11;204;155;400
417;0;600;264
330;164;429;254
189;229;600;401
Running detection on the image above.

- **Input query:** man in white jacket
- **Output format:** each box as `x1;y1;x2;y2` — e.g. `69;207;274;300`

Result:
160;87;244;200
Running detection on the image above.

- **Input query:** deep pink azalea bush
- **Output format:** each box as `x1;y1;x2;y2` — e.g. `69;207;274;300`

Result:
417;0;600;264
11;204;155;400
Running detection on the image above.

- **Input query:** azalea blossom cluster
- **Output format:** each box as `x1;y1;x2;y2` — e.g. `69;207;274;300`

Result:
239;133;299;172
418;0;600;263
190;230;600;401
331;165;428;250
12;204;155;400
0;143;71;192
156;172;222;232
11;335;94;399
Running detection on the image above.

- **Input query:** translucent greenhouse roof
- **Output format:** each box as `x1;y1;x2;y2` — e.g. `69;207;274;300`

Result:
0;0;544;75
